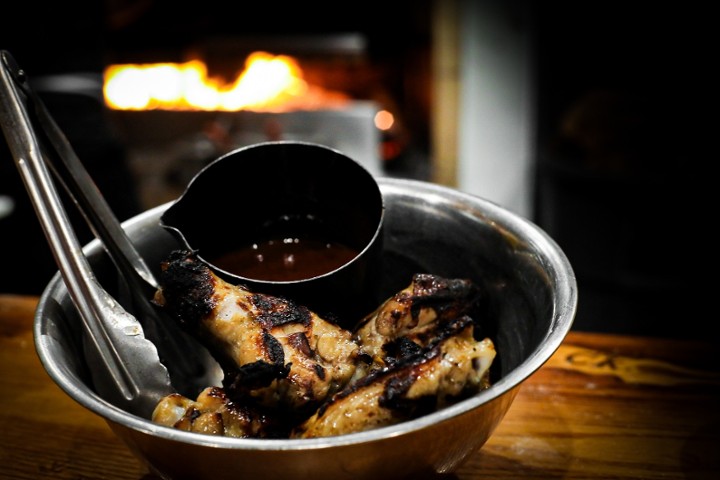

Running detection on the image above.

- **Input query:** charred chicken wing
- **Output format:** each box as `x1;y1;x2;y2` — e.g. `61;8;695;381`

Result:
292;315;496;438
353;273;483;372
154;250;359;414
152;386;281;438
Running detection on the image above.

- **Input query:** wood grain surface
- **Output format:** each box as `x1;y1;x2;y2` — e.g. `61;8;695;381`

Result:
1;294;718;479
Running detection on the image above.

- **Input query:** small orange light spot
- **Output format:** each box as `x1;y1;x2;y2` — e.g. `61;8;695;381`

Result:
374;110;394;131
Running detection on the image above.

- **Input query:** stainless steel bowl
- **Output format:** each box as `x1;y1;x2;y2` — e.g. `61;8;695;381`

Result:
34;177;577;480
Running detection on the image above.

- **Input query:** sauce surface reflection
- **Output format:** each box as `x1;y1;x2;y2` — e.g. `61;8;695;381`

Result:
211;235;359;281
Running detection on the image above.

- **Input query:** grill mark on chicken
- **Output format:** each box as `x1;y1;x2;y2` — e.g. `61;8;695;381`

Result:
252;294;312;328
226;359;291;391
313;363;326;380
408;273;481;320
287;331;311;356
262;331;285;364
382;337;423;365
154;249;216;327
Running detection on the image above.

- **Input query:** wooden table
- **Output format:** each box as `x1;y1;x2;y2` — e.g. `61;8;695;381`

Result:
1;294;719;479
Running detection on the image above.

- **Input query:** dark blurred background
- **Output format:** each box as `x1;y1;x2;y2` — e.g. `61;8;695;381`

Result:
1;0;711;338
532;1;711;338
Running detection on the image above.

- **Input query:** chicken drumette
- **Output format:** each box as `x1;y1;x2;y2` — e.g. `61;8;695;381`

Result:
293;315;495;438
154;250;359;417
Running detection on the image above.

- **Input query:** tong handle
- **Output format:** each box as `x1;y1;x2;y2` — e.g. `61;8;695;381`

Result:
0;50;172;415
0;51;101;306
0;51;159;292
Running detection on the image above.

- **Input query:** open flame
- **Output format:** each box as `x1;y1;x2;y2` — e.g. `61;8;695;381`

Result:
103;51;350;112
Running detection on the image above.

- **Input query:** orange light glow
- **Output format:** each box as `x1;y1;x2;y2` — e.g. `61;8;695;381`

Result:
103;52;350;112
374;110;394;130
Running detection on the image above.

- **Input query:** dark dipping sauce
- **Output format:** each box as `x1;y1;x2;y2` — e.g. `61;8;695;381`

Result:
210;235;359;282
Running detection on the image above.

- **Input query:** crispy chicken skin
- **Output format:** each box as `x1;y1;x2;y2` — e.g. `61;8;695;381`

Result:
154;250;359;413
152;386;280;438
292;316;496;439
353;273;482;373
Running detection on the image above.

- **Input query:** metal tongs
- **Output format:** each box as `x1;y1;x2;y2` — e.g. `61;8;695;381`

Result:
0;50;218;418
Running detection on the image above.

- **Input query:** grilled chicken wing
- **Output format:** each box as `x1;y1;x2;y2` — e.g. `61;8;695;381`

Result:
152;386;282;438
292;316;496;439
154;250;359;414
353;273;483;372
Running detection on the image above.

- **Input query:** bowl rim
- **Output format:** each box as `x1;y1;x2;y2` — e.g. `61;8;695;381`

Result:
34;176;577;450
